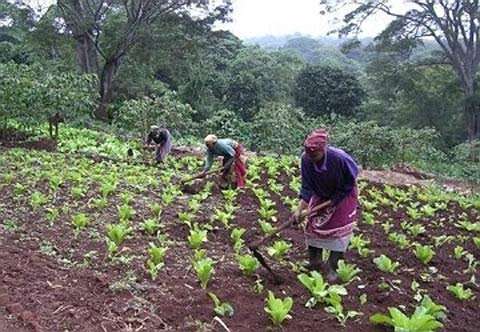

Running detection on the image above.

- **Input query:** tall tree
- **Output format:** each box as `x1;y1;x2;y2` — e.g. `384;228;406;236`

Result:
294;65;365;117
57;0;232;119
320;0;480;141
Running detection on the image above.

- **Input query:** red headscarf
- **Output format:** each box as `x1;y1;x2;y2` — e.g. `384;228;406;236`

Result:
304;128;329;154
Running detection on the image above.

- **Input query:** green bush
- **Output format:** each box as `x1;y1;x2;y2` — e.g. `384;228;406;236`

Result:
114;90;197;139
250;103;307;154
0;62;97;130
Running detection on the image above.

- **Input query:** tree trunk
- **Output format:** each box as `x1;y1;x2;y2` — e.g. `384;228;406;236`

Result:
74;32;98;74
95;58;119;120
463;77;480;142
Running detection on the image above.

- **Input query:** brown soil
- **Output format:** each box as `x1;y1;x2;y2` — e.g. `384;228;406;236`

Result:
0;129;57;152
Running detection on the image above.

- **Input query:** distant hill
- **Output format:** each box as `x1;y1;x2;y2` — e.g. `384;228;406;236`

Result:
244;34;440;71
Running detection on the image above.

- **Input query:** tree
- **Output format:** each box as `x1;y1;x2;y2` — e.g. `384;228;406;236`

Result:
320;0;480;140
225;46;304;121
57;0;232;119
294;65;365;117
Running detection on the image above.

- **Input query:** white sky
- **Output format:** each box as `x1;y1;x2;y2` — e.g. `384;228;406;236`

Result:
27;0;403;39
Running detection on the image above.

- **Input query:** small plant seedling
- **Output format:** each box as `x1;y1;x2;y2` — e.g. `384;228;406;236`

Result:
208;292;234;317
415;245;435;265
142;218;161;235
408;224;426;237
91;196;108;209
373;255;400;273
336;260;361;283
149;203;162;217
264;291;293;326
267;240;292;260
193;257;215;289
447;283;474;301
259;220;276;236
325;293;362;327
453;246;467;260
106;223;132;255
297;271;347;308
230;227;246;244
118;204;135;223
370;306;443;331
188;226;208;249
72;213;89;234
473;237;480;249
30;191;48;209
253;278;264;294
146;243;167;280
236;254;260;276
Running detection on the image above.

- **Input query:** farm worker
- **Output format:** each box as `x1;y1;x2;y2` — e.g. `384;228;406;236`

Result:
199;134;247;188
293;128;359;282
145;126;172;163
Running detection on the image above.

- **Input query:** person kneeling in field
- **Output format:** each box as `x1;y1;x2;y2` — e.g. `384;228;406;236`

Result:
198;134;247;189
145;125;172;164
293;128;359;282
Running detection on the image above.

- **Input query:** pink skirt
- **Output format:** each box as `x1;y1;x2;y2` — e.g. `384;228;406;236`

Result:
305;187;358;251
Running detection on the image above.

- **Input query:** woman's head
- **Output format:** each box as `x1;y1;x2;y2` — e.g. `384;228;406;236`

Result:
204;134;218;149
304;129;329;162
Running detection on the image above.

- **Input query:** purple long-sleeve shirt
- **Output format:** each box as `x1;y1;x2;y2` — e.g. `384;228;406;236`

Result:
299;146;359;206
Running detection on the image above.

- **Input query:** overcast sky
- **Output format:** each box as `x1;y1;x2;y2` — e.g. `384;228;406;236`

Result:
28;0;400;39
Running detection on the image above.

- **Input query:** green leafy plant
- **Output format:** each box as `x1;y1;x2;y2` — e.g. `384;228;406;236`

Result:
433;235;454;248
447;283;474;301
120;192;134;205
325;292;362;327
188;226;208;249
414;245;435;265
264;291;293;326
350;234;373;257
213;209;234;228
91;196;108;209
149;203;162;217
298;271;347;308
230;227;246;252
374;255;400;273
388;232;410;249
71;185;86;199
30;191;48;209
336;260;361;283
178;211;194;228
99;180;117;197
188;199;201;213
141;218;161;235
106;223;132;255
193;257;215;289
406;206;422;220
408;224;426;237
72;213;89;234
236;254;260;276
208;292;234;317
146;243;167;280
118;204;135;223
474;237;480;249
259;220;276;236
222;189;238;202
230;227;246;244
370;306;443;331
382;220;393;233
453;246;467;259
419;295;447;320
456;220;480;232
267;240;292;260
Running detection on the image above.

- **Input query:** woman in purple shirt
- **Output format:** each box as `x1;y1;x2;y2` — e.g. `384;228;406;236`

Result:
294;128;359;281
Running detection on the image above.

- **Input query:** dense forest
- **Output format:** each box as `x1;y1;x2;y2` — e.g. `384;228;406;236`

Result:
0;0;478;179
